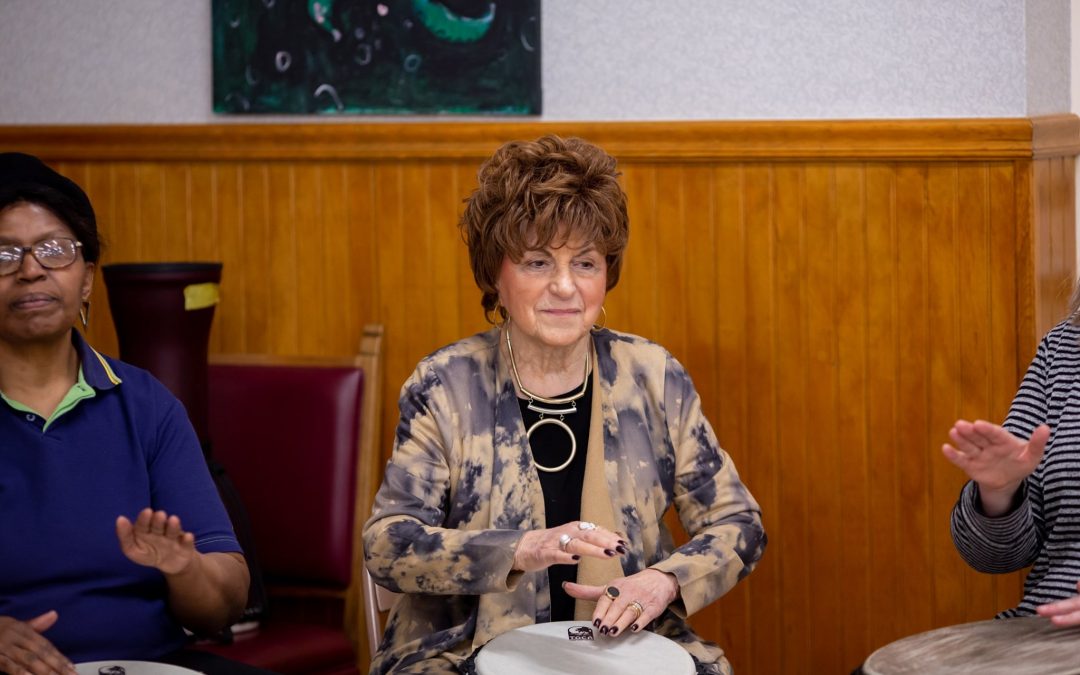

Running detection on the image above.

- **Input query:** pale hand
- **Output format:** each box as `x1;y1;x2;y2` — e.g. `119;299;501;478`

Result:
564;568;679;638
512;521;626;573
116;508;196;575
1037;581;1080;627
0;611;76;675
941;420;1048;503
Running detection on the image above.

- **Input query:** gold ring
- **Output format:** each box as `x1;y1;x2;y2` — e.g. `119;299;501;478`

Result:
628;600;645;617
604;586;620;601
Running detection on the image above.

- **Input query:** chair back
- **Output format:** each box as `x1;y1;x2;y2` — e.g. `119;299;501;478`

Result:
206;324;384;669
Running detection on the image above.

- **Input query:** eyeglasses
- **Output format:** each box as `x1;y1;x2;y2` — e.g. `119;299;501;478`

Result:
0;238;84;276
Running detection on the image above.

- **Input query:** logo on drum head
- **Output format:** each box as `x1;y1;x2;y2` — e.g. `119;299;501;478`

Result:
568;625;594;641
98;667;126;675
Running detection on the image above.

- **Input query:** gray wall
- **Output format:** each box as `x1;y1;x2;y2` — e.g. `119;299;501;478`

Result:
0;0;1070;123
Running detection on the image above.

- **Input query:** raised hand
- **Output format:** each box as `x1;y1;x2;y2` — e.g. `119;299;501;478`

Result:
0;611;76;675
942;420;1049;516
512;520;626;573
115;508;197;575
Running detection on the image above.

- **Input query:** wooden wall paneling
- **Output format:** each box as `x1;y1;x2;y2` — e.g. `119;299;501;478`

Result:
618;164;659;338
213;164;246;354
772;163;812;674
400;163;433;358
294;164;325;355
319;163;356;356
266;163;299;355
741;163;782;675
453;162;488;341
240;164;271;354
833;163;872;669
892;164;934;638
373;163;408;423
427;163;466;351
654;165;689;362
863;162;901;652
160;163;191;259
803;162;844;672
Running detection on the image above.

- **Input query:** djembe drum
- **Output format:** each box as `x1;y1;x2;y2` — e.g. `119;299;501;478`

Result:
863;616;1080;675
470;621;696;675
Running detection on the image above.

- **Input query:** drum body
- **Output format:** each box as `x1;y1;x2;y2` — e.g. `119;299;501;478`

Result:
473;620;695;675
864;616;1080;675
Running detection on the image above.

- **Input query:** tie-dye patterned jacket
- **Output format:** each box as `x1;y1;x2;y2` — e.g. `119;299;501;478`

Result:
363;327;766;674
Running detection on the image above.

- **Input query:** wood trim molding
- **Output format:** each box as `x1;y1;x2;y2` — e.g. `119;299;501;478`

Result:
2;116;1078;162
1032;114;1080;158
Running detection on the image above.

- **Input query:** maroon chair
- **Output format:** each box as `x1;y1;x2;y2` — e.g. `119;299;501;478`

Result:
195;325;384;674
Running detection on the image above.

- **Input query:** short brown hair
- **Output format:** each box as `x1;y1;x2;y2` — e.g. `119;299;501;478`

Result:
459;135;629;320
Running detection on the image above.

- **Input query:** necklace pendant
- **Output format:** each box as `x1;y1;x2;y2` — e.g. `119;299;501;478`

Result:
527;401;578;417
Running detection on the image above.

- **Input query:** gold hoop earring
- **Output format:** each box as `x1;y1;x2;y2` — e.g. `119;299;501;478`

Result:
591;306;607;332
486;300;507;328
79;299;90;330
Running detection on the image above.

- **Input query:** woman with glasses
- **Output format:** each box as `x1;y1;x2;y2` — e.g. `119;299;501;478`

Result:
0;153;256;675
363;136;765;674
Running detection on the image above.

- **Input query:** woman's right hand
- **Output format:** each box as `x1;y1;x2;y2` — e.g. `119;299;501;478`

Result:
512;521;627;573
0;611;76;675
942;419;1049;516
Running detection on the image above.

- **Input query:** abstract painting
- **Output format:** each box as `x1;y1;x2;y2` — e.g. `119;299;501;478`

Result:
213;0;541;115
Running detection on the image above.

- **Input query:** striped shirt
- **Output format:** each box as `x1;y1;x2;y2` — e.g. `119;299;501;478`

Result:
951;319;1080;617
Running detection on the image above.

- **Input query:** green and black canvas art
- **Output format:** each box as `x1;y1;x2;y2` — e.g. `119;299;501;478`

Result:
213;0;541;114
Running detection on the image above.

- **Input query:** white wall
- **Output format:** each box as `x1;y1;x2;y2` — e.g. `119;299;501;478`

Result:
0;0;1069;124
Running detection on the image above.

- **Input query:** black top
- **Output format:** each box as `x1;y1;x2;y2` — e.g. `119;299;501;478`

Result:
518;384;592;622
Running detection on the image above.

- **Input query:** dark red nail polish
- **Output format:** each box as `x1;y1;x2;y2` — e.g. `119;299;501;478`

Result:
594;619;601;628
610;627;619;636
600;626;609;635
618;539;628;546
604;549;615;556
631;624;639;632
572;554;580;560
615;545;626;554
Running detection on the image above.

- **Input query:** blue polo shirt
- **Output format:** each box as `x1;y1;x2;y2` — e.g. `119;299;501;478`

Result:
0;331;241;661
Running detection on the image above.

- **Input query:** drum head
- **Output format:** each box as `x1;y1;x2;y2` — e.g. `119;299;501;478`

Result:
474;621;695;675
864;616;1080;675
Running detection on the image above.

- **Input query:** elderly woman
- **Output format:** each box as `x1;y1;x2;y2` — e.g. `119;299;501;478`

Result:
363;135;766;674
945;290;1080;627
0;153;253;674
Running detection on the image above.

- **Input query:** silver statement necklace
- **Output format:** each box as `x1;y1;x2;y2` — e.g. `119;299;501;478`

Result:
505;325;591;473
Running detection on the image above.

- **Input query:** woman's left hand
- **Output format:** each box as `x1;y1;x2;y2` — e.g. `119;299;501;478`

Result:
563;568;679;637
1036;581;1080;626
115;507;197;575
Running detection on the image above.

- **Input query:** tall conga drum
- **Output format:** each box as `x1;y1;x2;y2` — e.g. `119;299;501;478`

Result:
863;616;1080;674
470;621;696;675
102;262;222;445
